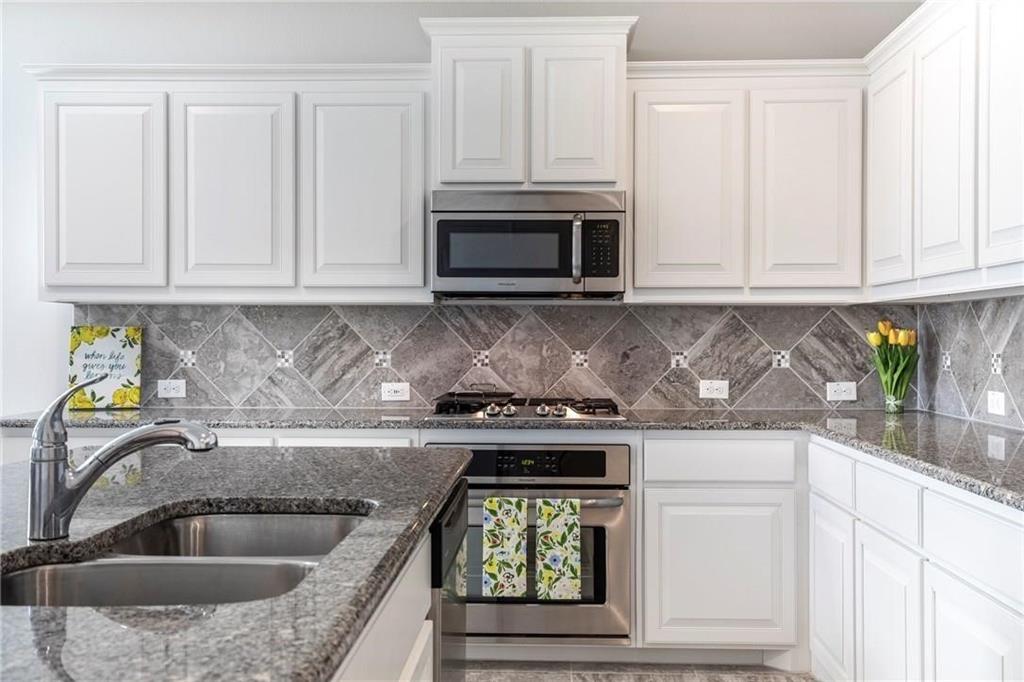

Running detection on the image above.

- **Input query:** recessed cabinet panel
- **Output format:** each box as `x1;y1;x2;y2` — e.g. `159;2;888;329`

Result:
913;1;977;277
531;45;618;182
977;0;1024;267
749;89;862;287
644;488;796;645
43;92;167;286
810;494;855;681
923;564;1024;682
634;90;746;287
301;92;424;287
172;92;295;286
867;51;915;285
439;46;525;182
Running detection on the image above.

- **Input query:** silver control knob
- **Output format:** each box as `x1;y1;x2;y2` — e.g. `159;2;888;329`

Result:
535;404;551;417
501;403;518;417
485;403;502;417
551;403;567;418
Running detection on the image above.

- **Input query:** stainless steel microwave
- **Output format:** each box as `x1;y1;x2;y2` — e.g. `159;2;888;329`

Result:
430;190;625;298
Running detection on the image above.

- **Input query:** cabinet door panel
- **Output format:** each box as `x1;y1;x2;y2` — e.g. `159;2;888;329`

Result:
439;46;524;182
810;494;855;681
923;564;1023;681
749;89;862;287
172;92;295;286
855;522;923;682
644;488;795;645
301;92;423;288
978;0;1024;266
43;92;167;286
531;45;618;182
634;90;746;288
867;51;915;285
914;2;977;277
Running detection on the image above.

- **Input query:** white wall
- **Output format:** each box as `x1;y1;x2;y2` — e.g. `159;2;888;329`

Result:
0;1;917;415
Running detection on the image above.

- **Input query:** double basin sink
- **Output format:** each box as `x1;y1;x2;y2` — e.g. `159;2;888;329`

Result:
2;513;365;607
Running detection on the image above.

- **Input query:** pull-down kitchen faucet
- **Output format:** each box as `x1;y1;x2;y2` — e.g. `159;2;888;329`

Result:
28;374;218;541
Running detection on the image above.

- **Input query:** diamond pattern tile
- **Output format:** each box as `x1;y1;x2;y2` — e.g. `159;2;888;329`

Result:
735;306;830;350
196;311;279;405
435;305;524;350
142;305;235;350
489;313;571;396
532;305;625;350
589;312;670;406
790;311;873;401
239;305;331;351
335;305;430;351
293;312;374;405
391;312;473;401
631;305;727;351
241;367;331;408
633;368;705;409
689;313;773;402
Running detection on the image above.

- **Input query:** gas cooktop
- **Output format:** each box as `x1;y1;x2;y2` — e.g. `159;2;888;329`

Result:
428;391;626;421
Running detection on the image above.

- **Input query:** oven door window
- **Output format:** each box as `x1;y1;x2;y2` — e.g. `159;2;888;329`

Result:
463;523;606;604
436;220;573;278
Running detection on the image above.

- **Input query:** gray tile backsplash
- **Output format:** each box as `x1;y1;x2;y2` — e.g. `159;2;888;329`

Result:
77;301;930;413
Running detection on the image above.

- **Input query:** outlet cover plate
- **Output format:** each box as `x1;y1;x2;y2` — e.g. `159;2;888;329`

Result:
699;380;729;400
826;382;858;401
988;390;1006;416
157;379;186;399
381;382;411;402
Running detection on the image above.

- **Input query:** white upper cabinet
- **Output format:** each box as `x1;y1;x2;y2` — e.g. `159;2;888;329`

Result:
300;91;424;287
633;90;746;287
438;46;525;183
913;1;977;277
171;92;295;286
977;0;1024;267
531;45;618;182
867;51;915;285
43;91;167;287
749;88;863;288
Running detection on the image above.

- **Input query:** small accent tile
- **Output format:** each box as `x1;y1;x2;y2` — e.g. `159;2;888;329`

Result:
993;353;1003;375
671;351;688;369
277;350;294;368
773;350;791;368
472;350;490;368
179;350;197;368
571;350;588;368
942;351;952;371
374;351;391;369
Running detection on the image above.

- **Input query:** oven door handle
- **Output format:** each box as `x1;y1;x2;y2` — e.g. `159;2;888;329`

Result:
571;213;583;284
468;496;623;509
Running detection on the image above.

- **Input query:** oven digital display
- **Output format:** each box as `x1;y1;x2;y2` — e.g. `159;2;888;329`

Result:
465;450;607;478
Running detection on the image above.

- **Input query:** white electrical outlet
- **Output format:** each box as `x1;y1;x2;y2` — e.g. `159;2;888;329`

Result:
826;382;858;401
987;390;1006;416
988;435;1006;461
380;382;411;402
699;380;729;400
157;379;186;399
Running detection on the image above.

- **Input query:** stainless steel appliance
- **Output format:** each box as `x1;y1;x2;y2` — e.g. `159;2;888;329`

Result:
428;389;627;422
430;190;625;298
424;442;631;643
431;479;469;681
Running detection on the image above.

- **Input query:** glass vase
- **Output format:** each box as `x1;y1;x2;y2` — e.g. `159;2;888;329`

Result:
884;395;904;414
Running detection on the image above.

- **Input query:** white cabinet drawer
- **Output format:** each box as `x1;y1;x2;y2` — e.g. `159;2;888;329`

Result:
923;490;1024;611
855;463;921;545
644;439;795;483
808;442;855;508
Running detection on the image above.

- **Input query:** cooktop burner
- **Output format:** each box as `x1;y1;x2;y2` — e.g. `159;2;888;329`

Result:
429;390;624;421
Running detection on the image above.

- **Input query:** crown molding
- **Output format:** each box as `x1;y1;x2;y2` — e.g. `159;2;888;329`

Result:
627;59;868;80
863;0;955;72
420;16;638;37
23;63;431;81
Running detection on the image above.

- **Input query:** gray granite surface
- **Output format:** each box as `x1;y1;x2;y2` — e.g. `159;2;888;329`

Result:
1;445;471;680
3;408;1023;511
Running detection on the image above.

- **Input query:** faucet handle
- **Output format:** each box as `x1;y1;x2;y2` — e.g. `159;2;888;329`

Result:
32;373;109;450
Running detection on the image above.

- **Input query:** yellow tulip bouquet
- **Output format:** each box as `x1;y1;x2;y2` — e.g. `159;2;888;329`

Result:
865;320;918;414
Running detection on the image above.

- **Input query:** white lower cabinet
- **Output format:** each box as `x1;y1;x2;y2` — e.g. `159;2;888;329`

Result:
643;488;796;645
810;493;855;681
854;521;922;682
923;563;1024;682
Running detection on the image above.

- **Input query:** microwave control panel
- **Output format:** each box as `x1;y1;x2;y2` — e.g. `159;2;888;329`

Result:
584;220;619;277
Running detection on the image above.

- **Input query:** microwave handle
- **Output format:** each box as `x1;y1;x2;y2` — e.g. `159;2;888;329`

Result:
571;213;583;284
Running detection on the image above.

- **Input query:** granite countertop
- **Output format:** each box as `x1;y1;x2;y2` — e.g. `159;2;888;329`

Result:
4;407;1022;512
0;445;471;681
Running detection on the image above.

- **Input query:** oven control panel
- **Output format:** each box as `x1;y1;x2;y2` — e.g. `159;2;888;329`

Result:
497;452;560;477
584;220;619;277
467;449;608;479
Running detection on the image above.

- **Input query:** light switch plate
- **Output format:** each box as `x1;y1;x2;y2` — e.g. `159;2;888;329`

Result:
699;380;729;400
826;382;858;401
157;379;186;399
987;390;1006;416
381;382;411;402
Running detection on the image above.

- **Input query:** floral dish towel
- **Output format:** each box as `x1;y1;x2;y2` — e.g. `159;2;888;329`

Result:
482;497;527;598
536;498;582;601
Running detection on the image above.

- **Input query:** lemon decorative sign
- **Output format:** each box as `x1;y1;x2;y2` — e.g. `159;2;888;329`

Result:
68;326;143;410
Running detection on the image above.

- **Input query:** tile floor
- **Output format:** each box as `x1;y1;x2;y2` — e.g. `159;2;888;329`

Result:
466;661;814;681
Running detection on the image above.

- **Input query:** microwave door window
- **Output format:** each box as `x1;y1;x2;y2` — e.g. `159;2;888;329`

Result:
437;220;573;278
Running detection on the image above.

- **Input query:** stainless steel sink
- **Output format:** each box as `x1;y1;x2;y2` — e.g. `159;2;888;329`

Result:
1;557;316;607
108;513;365;560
